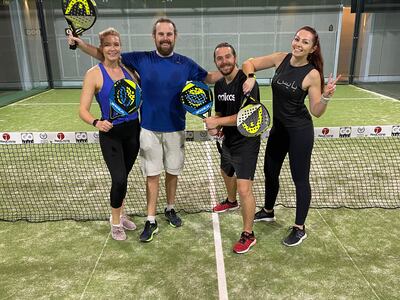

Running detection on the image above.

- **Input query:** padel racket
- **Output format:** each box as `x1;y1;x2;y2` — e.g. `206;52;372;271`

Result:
108;79;142;121
62;0;97;50
180;81;213;119
237;95;270;137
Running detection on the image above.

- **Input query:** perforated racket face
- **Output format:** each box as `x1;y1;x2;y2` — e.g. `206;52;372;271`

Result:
62;0;97;35
237;103;270;137
180;81;213;117
109;79;142;120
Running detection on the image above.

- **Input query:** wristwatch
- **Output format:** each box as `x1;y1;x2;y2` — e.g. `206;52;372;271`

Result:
247;73;256;79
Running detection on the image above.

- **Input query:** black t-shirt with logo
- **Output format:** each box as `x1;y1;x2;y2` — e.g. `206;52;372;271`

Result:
214;69;260;146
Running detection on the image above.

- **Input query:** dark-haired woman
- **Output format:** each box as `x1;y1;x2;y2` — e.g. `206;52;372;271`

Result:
242;26;341;246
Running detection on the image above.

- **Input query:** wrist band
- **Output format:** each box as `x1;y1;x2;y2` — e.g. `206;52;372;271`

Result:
247;73;256;79
92;119;99;127
320;95;330;105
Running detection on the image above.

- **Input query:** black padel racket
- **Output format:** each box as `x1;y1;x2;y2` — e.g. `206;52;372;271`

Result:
180;81;213;119
108;79;142;121
62;0;97;50
237;95;270;137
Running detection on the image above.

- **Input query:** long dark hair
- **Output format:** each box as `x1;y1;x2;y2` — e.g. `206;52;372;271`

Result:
297;26;324;93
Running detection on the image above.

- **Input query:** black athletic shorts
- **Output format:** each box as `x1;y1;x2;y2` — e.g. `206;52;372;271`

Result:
220;137;260;180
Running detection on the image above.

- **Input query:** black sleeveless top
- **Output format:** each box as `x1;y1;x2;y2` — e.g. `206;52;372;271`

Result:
271;53;315;127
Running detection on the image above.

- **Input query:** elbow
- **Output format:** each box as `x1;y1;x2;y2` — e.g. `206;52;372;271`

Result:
310;109;323;118
242;60;253;69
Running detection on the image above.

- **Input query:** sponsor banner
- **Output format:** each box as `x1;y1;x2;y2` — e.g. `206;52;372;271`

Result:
316;127;340;138
185;130;195;141
0;132;21;144
365;125;392;137
1;127;399;145
392;125;400;137
194;130;210;142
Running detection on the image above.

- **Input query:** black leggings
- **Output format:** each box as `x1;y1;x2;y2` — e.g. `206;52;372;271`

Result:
99;119;140;209
264;121;314;225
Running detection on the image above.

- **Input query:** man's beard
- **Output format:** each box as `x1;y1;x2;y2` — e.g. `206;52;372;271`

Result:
156;42;174;56
218;63;235;76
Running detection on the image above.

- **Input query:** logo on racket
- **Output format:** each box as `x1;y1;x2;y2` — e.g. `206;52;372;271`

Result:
65;0;91;15
237;96;270;137
180;81;213;118
240;104;265;134
109;79;142;120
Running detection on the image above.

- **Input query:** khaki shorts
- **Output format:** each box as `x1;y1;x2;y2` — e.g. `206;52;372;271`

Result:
139;128;185;176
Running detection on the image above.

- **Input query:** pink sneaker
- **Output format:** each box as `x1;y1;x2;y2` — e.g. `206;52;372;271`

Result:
121;215;137;231
111;224;126;241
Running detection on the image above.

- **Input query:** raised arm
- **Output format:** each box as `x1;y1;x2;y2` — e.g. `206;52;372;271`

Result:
242;52;287;94
68;33;104;61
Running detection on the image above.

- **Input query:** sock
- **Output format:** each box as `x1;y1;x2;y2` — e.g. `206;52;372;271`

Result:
166;204;174;211
147;216;156;223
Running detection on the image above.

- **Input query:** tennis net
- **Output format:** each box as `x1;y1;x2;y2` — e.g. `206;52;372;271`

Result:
1;125;399;222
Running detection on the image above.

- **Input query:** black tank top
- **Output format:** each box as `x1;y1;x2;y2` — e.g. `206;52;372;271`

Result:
271;53;315;127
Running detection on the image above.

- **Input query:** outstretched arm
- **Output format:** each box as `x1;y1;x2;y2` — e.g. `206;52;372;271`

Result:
242;52;286;94
204;71;223;84
68;33;104;61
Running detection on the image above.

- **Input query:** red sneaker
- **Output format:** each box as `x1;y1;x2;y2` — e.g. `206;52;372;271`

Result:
213;199;239;213
233;231;256;254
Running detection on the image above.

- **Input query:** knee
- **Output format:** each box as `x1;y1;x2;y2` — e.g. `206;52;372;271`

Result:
237;183;252;199
112;176;128;192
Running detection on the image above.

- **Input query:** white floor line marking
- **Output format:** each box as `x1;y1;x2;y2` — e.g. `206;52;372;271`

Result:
352;85;397;101
316;210;381;300
260;97;393;103
80;231;110;300
0;90;54;110
10;102;78;106
205;141;228;300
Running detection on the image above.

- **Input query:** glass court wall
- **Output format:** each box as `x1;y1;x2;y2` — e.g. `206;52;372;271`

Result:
0;0;399;93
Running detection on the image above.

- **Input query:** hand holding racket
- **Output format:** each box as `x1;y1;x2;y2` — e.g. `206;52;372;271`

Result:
180;81;213;119
237;95;270;137
108;79;142;121
62;0;97;50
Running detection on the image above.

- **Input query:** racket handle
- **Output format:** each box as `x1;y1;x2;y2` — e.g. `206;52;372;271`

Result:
69;43;77;50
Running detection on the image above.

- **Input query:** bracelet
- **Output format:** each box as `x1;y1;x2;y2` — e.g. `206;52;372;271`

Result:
320;95;330;105
92;119;99;127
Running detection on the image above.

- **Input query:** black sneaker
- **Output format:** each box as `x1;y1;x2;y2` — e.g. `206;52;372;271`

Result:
254;208;276;222
282;226;307;247
164;208;182;228
139;220;159;242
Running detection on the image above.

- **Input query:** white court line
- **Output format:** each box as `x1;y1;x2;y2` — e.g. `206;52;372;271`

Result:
12;103;78;106
205;141;229;300
352;85;398;101
80;231;110;300
0;89;54;110
316;210;381;300
259;97;394;103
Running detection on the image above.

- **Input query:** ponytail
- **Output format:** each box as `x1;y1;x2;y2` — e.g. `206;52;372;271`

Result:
297;26;324;93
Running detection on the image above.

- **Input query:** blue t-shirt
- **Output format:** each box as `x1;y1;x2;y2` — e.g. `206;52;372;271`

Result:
95;63;138;125
121;51;208;132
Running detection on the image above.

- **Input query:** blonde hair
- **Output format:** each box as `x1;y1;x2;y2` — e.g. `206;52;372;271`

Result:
98;27;121;47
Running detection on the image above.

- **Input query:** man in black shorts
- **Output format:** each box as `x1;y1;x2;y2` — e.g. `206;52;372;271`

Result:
204;42;261;254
